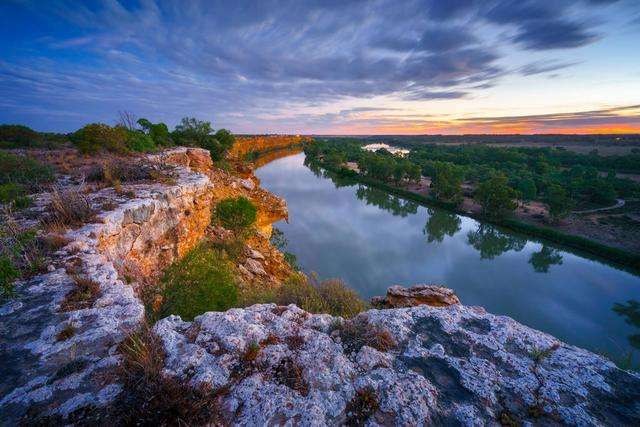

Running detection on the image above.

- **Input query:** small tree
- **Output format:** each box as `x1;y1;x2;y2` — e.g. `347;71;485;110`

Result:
431;162;463;205
545;184;574;221
475;173;517;220
214;196;257;238
516;177;537;202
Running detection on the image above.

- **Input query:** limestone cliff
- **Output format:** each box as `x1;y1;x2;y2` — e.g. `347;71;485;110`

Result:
229;135;312;159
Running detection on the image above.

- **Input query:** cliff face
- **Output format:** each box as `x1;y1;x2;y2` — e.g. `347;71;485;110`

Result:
229;135;312;159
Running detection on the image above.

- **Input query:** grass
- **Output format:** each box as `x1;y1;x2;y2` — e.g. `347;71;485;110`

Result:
45;185;97;227
239;274;368;318
59;275;101;311
157;241;238;321
337;317;397;354
0;183;31;209
112;325;223;424
56;323;76;341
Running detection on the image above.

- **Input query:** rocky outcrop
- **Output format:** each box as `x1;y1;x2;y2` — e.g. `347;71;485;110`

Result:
155;303;640;426
371;284;461;308
0;148;215;424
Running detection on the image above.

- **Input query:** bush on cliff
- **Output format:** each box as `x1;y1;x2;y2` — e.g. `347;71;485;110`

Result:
71;123;129;154
159;242;238;321
171;117;234;161
214;196;257;239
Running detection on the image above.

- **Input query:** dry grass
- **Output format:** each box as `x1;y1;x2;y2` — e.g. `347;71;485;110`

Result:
316;278;369;319
112;325;223;425
46;185;97;227
39;233;71;251
273;357;309;396
345;386;379;426
55;323;76;341
338;318;397;354
59;275;101;312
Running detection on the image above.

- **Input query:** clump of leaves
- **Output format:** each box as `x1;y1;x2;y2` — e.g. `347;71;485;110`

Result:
158;242;238;321
70;123;128;155
1;210;45;299
316;278;368;319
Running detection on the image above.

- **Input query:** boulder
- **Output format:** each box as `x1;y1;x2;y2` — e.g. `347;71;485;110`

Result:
371;284;460;308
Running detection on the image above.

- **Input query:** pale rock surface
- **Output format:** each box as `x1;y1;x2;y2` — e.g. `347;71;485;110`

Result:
155;303;640;426
0;148;215;424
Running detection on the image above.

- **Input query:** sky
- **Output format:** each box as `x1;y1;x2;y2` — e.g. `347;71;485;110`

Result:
1;0;639;135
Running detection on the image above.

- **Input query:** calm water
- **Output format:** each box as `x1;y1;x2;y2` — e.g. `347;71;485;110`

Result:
256;152;640;360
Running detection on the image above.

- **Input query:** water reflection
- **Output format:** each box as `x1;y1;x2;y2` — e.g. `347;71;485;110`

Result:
613;300;640;350
423;209;461;242
356;186;418;217
467;224;526;259
529;246;564;273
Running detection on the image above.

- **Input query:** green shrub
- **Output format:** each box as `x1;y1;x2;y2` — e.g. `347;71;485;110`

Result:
214;196;257;238
274;276;329;313
159;243;238;321
125;130;156;152
0;152;54;191
0;183;31;208
0;124;42;148
317;278;368;318
240;275;367;318
0;255;19;300
70;123;128;154
137;118;173;146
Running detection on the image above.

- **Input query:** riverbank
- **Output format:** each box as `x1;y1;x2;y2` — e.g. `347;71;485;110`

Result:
314;161;640;274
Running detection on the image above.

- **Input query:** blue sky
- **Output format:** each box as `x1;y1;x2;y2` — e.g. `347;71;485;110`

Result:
1;0;639;134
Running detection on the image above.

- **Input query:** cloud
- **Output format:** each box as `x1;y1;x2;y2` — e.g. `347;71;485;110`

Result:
518;60;580;76
0;0;635;132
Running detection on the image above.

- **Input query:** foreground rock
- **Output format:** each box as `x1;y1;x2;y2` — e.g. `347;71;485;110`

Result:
372;284;461;308
156;303;640;426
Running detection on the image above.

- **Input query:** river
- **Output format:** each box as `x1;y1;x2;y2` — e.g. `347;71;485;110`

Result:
255;151;640;362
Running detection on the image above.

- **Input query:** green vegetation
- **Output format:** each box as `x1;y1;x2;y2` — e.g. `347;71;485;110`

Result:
239;274;367;318
71;123;129;154
0;151;54;191
214;196;257;238
0;183;30;209
306;139;640;221
475;173;517;220
0;216;44;300
270;227;299;269
171;117;235;161
159;242;238;321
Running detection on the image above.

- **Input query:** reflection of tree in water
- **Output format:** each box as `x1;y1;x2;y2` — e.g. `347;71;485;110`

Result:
613;300;640;350
528;246;563;273
467;224;526;259
355;185;418;217
423;208;461;242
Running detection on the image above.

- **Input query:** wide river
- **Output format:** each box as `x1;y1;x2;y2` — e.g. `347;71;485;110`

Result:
255;151;640;362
